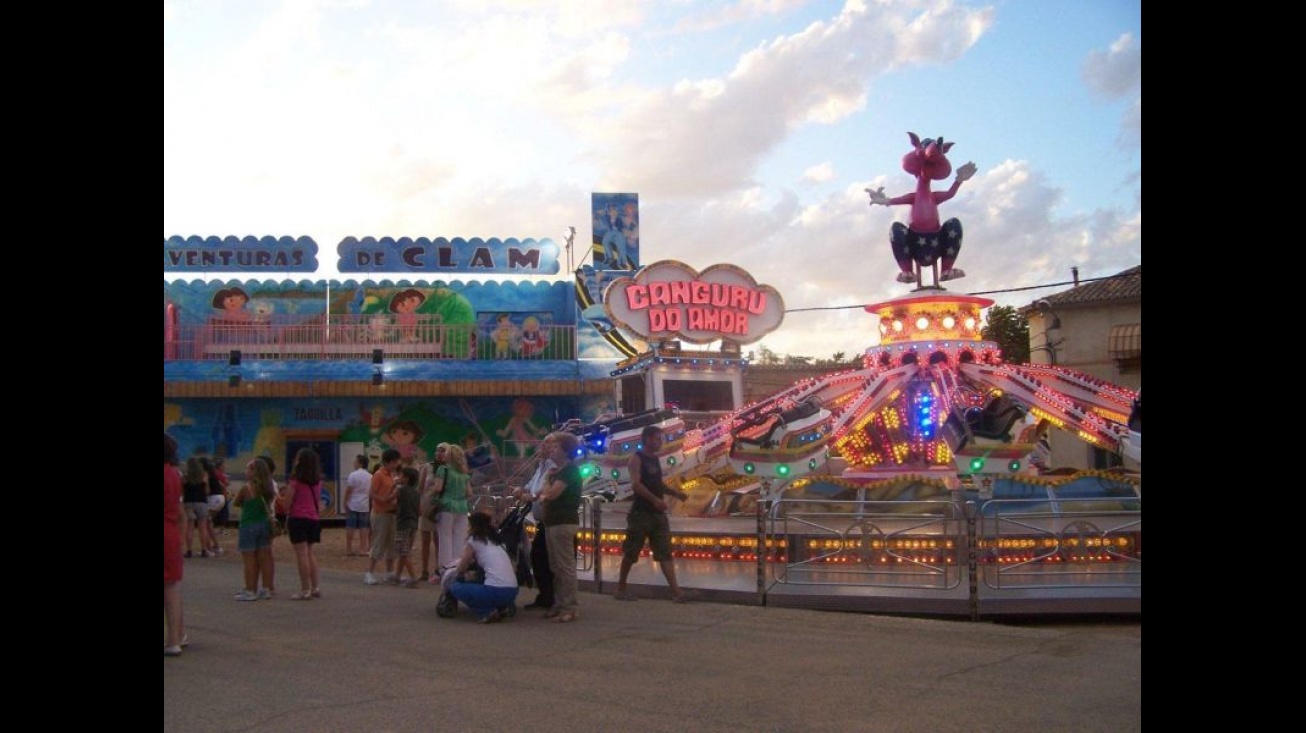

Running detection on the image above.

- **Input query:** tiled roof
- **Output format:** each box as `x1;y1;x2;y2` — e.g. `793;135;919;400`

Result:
1035;265;1140;308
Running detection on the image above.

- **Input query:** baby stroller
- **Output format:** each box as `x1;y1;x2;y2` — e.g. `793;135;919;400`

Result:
436;502;534;619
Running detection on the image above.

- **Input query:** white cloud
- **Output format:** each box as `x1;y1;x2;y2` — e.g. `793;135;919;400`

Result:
1083;33;1140;99
672;0;812;33
570;1;993;197
1083;32;1141;152
802;162;835;183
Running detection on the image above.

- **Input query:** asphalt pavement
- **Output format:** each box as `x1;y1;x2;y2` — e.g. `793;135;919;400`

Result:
164;554;1141;733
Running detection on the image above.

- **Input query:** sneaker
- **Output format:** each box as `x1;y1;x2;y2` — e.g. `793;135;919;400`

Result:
256;588;272;600
184;551;193;558
363;572;379;585
478;610;502;624
401;579;419;589
163;645;183;657
310;588;322;598
385;574;401;585
234;589;258;602
199;550;211;558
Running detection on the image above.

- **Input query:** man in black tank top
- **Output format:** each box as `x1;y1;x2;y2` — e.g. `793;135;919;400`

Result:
614;425;691;602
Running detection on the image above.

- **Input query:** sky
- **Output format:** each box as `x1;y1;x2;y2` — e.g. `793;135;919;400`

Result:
163;0;1141;361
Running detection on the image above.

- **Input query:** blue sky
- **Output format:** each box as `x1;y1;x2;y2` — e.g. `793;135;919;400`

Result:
164;0;1141;360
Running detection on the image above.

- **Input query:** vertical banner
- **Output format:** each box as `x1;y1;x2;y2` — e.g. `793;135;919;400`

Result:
590;193;639;270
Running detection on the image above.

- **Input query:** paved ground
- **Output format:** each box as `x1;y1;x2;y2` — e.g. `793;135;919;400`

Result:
164;528;1141;733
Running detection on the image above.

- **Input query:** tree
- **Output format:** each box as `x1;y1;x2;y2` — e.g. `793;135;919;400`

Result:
982;305;1030;364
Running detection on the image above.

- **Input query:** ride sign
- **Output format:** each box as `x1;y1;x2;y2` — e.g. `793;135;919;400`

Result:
603;260;784;344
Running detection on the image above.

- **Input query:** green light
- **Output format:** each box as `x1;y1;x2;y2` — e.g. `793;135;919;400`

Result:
969;457;986;472
776;464;790;477
808;459;818;470
611;469;621;479
743;462;756;475
667;456;677;466
1008;460;1021;472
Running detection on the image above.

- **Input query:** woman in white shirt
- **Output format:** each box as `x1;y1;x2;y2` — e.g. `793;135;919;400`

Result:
443;511;519;623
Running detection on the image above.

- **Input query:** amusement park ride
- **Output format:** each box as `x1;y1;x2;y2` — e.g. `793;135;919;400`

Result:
568;133;1141;510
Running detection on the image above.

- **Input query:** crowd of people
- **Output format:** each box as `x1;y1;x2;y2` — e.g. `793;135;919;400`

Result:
164;426;693;655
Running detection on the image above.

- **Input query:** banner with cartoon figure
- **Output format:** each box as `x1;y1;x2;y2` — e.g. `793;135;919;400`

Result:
591;193;639;271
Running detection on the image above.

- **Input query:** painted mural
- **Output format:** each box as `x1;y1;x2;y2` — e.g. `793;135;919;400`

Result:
591;193;640;271
166;280;329;326
164;395;581;512
575;265;648;359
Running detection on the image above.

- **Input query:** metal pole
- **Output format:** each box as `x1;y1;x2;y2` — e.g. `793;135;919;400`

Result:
590;496;604;592
756;497;769;606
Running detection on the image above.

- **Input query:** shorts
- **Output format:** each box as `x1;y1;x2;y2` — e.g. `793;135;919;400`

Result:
622;510;673;562
184;502;210;522
345;510;371;530
418;515;439;534
370;513;397;561
238;522;272;552
393;527;416;558
287;517;321;545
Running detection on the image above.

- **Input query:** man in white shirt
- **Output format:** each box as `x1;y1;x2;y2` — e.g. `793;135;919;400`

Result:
513;435;558;611
342;454;373;557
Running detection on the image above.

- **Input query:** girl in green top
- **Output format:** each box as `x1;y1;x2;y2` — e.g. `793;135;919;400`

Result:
232;458;278;601
433;444;472;573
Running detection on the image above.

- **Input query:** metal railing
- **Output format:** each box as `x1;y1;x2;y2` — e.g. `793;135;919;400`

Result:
164;314;576;361
577;494;1140;617
768;499;967;591
973;497;1142;590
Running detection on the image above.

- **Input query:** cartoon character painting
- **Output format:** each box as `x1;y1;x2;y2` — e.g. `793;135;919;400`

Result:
383;418;428;463
389;288;426;342
212;286;252;321
491;313;518;359
519;316;549;357
496;398;548;457
866;132;977;288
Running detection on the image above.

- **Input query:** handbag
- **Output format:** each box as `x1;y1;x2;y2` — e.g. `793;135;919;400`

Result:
263;496;284;537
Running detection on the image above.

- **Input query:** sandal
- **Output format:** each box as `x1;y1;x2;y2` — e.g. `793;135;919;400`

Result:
290;591;314;601
550;612;578;623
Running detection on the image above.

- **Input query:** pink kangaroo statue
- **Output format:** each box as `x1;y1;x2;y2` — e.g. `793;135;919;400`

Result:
866;132;977;288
